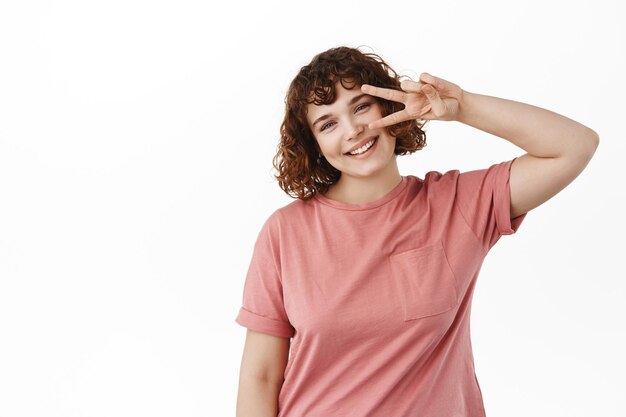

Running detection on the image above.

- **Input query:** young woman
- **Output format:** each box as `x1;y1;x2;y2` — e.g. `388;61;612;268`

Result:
235;46;599;416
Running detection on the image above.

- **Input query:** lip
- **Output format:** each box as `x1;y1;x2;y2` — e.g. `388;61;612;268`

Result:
345;136;379;158
344;136;378;155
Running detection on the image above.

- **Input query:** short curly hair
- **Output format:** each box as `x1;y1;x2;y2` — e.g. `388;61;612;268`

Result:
272;46;428;200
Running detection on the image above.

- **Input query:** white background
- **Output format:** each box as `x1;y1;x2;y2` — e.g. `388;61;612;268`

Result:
0;0;624;416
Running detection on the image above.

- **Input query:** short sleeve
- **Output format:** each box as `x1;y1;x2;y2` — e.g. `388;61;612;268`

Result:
235;212;295;338
456;157;527;253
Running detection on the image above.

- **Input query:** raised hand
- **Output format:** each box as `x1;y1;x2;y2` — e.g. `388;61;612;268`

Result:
361;72;465;129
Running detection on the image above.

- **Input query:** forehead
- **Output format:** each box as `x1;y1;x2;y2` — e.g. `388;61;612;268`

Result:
305;80;362;122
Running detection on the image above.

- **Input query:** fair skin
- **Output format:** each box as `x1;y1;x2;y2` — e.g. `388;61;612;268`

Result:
306;81;403;205
236;329;289;417
236;71;599;416
361;72;599;218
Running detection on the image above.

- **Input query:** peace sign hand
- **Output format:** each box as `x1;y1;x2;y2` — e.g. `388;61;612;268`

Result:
361;72;466;129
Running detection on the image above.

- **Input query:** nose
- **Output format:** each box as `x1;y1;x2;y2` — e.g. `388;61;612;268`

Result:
345;119;365;141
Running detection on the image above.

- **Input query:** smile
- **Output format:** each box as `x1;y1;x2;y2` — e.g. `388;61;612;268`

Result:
346;136;378;156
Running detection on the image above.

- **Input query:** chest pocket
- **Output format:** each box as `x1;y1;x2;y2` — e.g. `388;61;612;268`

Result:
389;240;459;321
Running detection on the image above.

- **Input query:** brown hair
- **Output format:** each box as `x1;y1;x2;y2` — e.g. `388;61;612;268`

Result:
272;46;427;200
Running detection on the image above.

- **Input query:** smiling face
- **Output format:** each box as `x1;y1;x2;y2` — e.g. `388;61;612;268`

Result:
306;81;398;181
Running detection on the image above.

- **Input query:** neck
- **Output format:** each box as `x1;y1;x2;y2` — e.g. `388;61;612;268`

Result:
324;158;402;205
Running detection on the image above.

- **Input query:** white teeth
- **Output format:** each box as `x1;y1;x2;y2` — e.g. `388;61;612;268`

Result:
348;138;375;155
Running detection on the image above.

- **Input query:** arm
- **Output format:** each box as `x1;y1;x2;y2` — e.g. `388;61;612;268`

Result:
236;329;290;417
362;73;600;220
456;90;599;218
236;377;282;417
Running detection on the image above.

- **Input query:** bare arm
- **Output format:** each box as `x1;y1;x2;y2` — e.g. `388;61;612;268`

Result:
236;329;291;417
362;74;599;219
456;90;599;218
236;376;283;417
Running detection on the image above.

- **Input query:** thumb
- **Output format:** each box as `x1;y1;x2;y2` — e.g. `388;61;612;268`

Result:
420;84;447;117
422;84;436;95
400;79;423;93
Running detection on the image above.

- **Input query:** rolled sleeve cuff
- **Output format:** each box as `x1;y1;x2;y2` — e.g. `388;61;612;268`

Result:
235;307;295;338
494;158;527;236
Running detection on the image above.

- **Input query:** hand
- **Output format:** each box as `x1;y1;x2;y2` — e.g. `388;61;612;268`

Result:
361;72;466;129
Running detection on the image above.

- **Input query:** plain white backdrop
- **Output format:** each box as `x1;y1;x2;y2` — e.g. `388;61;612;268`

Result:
0;0;624;416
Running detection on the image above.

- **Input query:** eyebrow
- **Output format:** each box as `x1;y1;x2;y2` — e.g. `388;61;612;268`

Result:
311;93;369;128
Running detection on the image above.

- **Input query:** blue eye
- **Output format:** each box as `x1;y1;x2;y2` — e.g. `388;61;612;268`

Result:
320;122;334;131
319;102;371;132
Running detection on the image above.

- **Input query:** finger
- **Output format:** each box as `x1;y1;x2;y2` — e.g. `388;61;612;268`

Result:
419;72;446;91
421;84;447;117
368;109;412;130
361;84;406;103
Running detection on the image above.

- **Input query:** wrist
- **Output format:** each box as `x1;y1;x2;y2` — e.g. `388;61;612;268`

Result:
455;89;474;124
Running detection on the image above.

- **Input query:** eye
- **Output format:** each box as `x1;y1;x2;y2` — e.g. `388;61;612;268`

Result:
319;103;372;132
320;121;336;131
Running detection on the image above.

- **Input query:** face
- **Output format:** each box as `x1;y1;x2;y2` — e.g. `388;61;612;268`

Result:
306;81;397;179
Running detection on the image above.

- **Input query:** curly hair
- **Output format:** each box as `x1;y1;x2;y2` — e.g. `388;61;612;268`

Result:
272;46;428;200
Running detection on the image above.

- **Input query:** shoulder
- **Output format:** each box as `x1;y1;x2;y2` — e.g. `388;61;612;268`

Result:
419;162;512;194
426;167;461;183
257;198;312;236
411;167;462;193
274;196;315;221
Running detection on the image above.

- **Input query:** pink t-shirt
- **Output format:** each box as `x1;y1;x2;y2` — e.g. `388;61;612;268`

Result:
236;158;527;416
